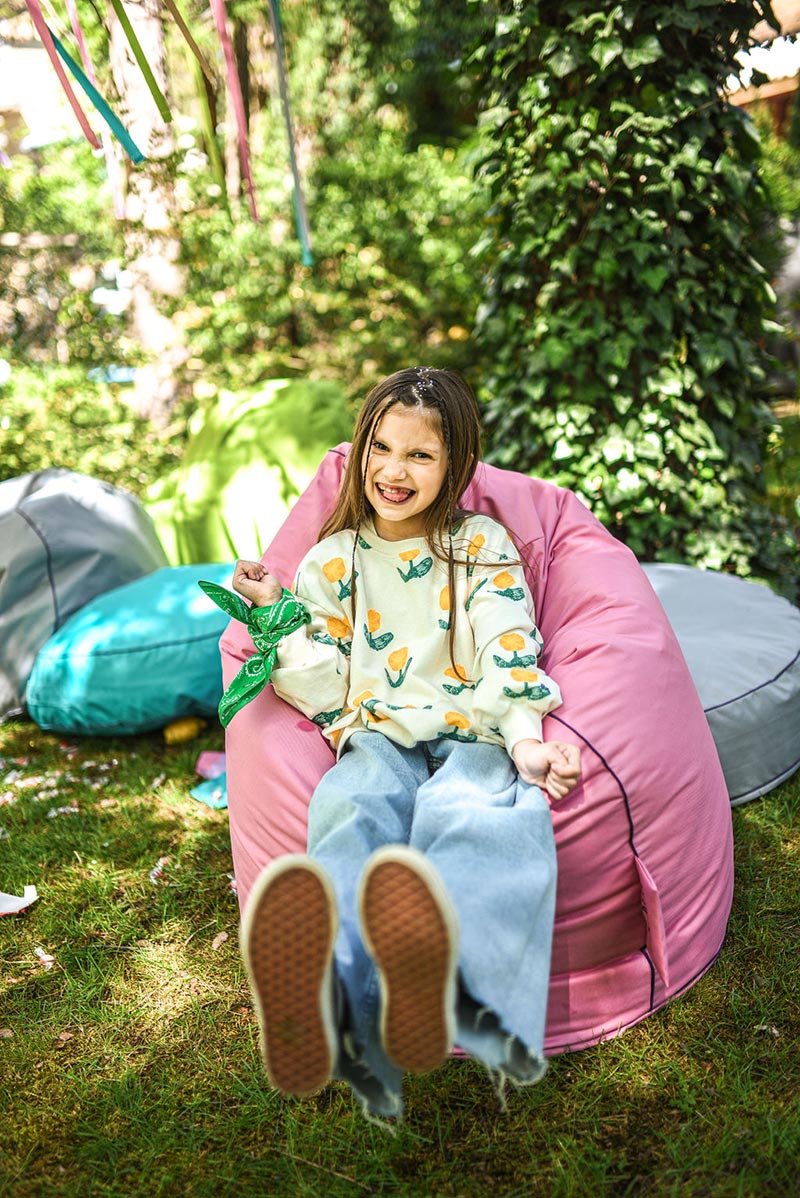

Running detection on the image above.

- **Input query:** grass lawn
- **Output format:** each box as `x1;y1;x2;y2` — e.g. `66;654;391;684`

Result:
1;717;798;1198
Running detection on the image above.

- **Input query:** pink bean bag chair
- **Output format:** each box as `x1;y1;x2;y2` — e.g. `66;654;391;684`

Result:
220;446;733;1054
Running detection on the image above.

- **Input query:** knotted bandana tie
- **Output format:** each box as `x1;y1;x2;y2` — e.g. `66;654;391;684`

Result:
198;580;310;727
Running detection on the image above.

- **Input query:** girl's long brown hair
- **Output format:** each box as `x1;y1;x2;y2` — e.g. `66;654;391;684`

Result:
318;368;485;670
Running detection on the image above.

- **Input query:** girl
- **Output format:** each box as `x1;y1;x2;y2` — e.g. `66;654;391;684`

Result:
228;367;581;1120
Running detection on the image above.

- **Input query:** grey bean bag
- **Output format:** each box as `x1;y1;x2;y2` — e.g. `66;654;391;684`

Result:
0;469;167;720
643;564;800;805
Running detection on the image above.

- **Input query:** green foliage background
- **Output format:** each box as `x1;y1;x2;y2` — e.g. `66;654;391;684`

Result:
473;0;796;593
0;0;797;594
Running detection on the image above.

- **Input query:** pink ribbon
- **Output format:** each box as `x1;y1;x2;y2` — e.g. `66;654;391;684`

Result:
210;0;259;220
64;0;125;219
24;0;100;149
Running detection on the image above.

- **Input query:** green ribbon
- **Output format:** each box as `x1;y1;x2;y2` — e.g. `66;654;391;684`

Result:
198;581;310;727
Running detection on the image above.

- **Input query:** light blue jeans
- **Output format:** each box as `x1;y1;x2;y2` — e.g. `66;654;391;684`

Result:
306;730;558;1118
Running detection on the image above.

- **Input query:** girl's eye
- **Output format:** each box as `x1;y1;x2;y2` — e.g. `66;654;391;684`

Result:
372;441;388;452
413;452;431;460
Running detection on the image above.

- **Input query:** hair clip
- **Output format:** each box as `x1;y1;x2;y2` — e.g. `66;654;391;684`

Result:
415;366;435;392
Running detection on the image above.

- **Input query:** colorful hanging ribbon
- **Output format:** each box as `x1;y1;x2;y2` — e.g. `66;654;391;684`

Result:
163;0;216;87
210;0;259;220
64;0;127;215
24;0;100;148
108;0;173;125
197;581;310;726
266;0;313;266
48;28;144;163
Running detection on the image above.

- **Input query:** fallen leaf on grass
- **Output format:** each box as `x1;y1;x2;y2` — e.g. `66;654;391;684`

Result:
34;948;56;969
47;804;80;819
0;1028;13;1039
211;931;229;950
56;1031;74;1044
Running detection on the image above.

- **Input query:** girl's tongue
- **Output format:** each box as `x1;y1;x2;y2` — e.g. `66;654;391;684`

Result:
378;484;413;504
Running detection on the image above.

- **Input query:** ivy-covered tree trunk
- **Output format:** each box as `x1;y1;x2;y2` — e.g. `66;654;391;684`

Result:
473;0;796;592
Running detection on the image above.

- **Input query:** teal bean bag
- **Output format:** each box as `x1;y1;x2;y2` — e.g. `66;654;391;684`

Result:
26;563;234;735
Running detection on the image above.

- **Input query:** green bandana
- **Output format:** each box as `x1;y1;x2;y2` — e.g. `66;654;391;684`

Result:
198;580;310;727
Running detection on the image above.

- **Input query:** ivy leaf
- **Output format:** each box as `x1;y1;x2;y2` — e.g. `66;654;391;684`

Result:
622;36;664;70
590;37;624;72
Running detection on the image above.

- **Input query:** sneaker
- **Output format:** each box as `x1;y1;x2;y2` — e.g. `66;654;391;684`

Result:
239;855;338;1096
358;846;459;1074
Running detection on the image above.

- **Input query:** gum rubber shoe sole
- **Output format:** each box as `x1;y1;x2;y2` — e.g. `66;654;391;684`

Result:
359;848;458;1074
240;856;337;1096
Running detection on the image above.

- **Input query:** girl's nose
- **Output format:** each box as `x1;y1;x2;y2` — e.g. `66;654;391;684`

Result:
384;456;407;479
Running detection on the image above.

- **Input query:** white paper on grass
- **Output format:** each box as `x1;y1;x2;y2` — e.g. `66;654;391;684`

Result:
0;885;38;915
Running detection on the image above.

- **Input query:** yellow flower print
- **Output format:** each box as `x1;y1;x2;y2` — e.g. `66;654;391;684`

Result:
397;550;433;582
442;664;473;696
438;710;477;743
312;614;352;657
353;690;388;723
465;532;486;580
327;616;351;641
503;669;552;702
385;646;412;688
322;557;357;600
364;609;394;651
323;558;346;583
493;570;526;601
439;585;451;630
445;711;470;729
494;631;538;672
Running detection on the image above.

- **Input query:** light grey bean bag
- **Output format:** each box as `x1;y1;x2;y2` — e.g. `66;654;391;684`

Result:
0;469;167;720
643;564;800;805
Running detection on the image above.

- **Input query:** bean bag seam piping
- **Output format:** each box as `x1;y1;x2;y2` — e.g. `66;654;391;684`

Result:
550;713;637;856
729;754;800;803
703;648;800;712
35;631;225;660
15;508;59;630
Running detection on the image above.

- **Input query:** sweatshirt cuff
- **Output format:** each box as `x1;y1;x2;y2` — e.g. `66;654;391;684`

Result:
499;707;544;754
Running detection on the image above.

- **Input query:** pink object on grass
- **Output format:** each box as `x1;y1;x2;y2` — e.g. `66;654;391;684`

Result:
219;446;733;1053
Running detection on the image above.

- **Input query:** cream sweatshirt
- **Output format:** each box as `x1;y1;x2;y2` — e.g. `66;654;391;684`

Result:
270;513;561;755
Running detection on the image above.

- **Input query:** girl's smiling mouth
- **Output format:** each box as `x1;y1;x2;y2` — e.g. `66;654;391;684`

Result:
376;484;414;504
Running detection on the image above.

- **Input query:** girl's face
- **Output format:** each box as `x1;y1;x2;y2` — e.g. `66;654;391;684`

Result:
363;405;448;541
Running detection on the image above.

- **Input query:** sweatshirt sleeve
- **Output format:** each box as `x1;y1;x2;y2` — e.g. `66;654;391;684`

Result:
466;523;561;748
268;547;354;729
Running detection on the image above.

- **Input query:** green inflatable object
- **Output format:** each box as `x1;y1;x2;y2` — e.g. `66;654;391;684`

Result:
145;379;352;564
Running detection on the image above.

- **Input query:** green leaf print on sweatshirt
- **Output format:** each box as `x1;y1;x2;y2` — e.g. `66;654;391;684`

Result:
437;712;478;742
503;668;552;702
490;570;526;601
396;549;433;582
364;609;394;652
493;633;538;670
311;706;346;728
357;534;373;550
442;665;475;696
384;647;412;688
312;615;352;657
322;557;358;600
465;577;488;611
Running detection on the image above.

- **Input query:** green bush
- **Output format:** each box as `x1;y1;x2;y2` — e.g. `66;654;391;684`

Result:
472;0;797;597
0;366;188;494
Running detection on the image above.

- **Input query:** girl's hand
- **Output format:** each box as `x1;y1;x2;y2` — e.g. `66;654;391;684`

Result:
232;560;283;608
511;739;582;801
